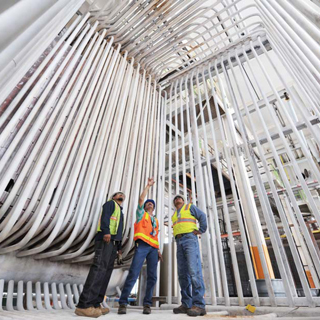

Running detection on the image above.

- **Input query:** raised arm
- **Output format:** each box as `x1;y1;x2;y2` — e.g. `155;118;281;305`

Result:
138;177;155;207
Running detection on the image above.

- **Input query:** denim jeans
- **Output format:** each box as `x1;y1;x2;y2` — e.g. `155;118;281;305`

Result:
77;240;117;308
176;232;205;308
119;240;158;306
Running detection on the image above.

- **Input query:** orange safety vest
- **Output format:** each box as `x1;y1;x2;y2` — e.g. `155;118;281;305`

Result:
134;212;159;249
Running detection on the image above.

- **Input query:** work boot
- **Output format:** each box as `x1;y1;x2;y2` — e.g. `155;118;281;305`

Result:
187;306;207;317
75;307;102;318
173;304;190;314
118;304;127;314
97;305;110;315
143;305;151;314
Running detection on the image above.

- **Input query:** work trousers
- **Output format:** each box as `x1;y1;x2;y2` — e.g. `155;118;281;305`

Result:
176;232;206;308
77;240;117;308
119;240;158;306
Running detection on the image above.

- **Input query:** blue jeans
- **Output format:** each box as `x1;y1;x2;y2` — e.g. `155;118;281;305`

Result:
176;232;205;308
119;240;158;306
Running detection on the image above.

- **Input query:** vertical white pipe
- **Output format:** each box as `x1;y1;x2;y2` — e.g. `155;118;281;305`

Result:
35;281;44;310
225;52;296;305
26;281;34;311
188;72;220;305
59;283;68;309
0;279;3;311
167;83;174;304
201;65;259;305
51;282;60;310
43;282;53;310
6;280;14;311
17;280;24;311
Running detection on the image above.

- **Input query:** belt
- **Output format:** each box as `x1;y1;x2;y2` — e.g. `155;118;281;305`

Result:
175;233;191;239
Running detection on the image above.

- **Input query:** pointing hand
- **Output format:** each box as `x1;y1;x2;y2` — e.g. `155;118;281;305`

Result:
148;177;155;186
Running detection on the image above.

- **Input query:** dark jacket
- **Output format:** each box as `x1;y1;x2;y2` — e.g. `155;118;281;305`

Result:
95;200;123;250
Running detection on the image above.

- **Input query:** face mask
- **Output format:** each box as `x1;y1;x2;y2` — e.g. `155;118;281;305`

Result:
118;197;124;202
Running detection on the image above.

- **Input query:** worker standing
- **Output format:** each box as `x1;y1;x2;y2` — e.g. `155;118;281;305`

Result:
118;178;163;315
172;194;207;317
75;192;126;318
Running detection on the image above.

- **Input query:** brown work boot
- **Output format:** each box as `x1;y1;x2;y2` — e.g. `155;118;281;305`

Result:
143;305;151;314
75;307;102;318
97;305;110;315
173;304;190;314
187;306;206;317
118;304;127;314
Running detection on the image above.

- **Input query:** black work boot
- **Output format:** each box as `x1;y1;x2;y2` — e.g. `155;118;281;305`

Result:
187;306;207;317
143;305;151;314
118;304;127;314
173;304;190;314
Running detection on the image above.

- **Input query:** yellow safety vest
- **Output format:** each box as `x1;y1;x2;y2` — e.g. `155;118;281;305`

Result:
97;200;121;235
172;204;198;237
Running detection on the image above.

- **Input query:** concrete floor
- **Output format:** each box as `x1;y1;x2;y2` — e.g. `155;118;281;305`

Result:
0;308;320;320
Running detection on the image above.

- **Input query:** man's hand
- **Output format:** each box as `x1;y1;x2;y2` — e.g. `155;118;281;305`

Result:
158;250;163;262
193;230;201;236
103;234;111;243
148;177;155;187
117;250;124;265
139;178;156;207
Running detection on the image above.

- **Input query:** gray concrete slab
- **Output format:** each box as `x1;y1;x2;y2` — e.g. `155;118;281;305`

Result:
0;308;320;320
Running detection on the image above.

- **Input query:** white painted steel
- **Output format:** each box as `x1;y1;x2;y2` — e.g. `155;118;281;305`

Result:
0;31;105;247
200;65;259;306
66;283;75;309
0;10;162;265
44;282;53;310
0;0;86;106
1;0;320;311
59;283;68;310
51;283;60;310
222;53;294;307
26;281;34;311
233;45;315;307
36;282;44;310
167;82;174;305
17;280;24;311
6;280;14;311
0;279;3;311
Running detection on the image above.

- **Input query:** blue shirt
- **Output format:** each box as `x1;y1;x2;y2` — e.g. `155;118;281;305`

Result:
176;204;207;233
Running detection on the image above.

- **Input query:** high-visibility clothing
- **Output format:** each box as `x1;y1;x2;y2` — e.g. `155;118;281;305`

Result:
134;212;159;249
97;200;121;235
172;204;198;237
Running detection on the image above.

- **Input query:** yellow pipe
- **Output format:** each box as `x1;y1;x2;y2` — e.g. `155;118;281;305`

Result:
265;229;320;240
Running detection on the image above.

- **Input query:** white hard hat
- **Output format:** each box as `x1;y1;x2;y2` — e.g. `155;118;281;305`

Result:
173;194;186;206
110;191;126;199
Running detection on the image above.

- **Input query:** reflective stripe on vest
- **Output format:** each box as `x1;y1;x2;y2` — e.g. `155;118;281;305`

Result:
97;200;121;235
172;203;198;237
134;233;159;247
172;218;197;226
134;212;159;249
